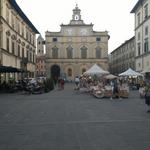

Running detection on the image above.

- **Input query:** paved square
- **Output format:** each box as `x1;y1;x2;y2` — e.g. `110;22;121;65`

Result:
0;83;150;150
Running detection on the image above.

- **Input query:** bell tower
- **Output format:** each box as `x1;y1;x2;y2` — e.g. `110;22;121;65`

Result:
37;35;44;56
72;4;81;20
70;4;84;25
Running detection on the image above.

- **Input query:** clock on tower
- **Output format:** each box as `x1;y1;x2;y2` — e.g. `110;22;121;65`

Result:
75;15;79;20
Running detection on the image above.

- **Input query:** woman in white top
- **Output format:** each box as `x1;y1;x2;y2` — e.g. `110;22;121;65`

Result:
75;76;80;90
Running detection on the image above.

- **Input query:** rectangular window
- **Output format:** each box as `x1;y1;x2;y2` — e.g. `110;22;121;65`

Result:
26;29;29;40
30;34;32;43
18;45;20;57
6;38;9;51
22;47;24;58
33;38;35;46
53;38;57;42
28;32;30;42
96;37;101;41
22;24;24;37
138;43;141;56
145;26;148;36
26;31;28;40
144;38;149;53
144;4;148;19
11;14;15;29
12;41;15;54
30;53;32;62
137;13;140;26
33;52;35;63
6;8;9;23
27;51;29;61
17;21;20;34
81;49;87;59
138;32;140;40
42;41;45;44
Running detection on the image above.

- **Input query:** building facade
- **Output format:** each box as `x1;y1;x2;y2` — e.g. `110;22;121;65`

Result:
110;36;135;75
36;35;46;77
45;5;109;81
0;0;39;81
131;0;150;72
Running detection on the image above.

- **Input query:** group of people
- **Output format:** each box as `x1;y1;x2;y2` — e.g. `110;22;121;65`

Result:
57;76;80;90
56;74;150;113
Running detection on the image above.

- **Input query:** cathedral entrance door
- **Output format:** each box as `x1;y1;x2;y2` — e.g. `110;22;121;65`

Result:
51;65;60;82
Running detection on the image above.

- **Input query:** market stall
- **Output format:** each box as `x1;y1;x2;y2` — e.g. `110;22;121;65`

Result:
118;68;143;97
84;64;109;76
119;68;142;77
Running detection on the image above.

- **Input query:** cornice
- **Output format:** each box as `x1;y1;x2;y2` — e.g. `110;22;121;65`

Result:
135;15;150;30
1;16;36;48
61;23;94;27
8;0;39;33
136;51;150;58
131;0;144;13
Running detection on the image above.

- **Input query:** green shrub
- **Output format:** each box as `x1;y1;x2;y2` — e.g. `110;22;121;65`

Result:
44;78;54;93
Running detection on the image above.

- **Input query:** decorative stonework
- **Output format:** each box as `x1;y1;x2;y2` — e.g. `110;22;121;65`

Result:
17;39;21;44
6;30;11;36
1;0;39;80
45;5;109;80
21;41;25;46
26;44;29;49
11;34;16;40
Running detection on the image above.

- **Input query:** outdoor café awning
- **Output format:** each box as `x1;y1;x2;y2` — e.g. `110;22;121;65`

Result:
0;66;24;73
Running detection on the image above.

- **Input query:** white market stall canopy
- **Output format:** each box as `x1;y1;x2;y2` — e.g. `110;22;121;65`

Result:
119;68;142;76
84;64;109;76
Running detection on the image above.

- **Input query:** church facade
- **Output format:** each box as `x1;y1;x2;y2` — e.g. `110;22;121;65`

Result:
45;5;109;81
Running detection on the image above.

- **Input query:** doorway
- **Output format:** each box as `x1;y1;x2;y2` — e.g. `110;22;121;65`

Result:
51;65;60;82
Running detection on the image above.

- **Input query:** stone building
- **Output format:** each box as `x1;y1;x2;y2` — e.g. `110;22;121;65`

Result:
36;35;46;77
110;36;135;75
45;5;109;81
0;0;39;81
131;0;150;72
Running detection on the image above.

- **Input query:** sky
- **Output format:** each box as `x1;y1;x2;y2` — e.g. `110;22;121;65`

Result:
16;0;138;53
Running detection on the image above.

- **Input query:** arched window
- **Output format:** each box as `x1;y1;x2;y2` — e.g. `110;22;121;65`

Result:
68;68;72;77
66;46;73;58
82;68;86;74
95;46;101;58
81;46;87;59
52;46;58;58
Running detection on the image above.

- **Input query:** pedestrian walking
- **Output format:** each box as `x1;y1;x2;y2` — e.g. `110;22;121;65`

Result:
74;76;80;90
57;77;61;90
113;79;119;98
110;80;114;99
60;78;65;90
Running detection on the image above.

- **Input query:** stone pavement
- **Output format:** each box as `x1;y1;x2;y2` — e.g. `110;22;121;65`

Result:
0;83;150;150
